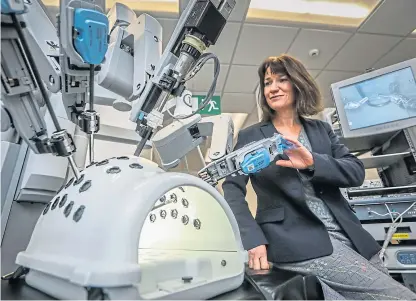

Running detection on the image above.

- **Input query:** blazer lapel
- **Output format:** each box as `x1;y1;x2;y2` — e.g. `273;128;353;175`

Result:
260;121;277;138
300;117;327;154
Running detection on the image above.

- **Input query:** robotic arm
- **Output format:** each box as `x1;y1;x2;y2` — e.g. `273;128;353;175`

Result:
97;3;162;109
1;0;239;182
152;112;235;170
198;134;297;186
1;0;109;178
128;0;237;157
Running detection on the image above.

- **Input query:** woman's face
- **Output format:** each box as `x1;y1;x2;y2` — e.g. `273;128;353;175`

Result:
263;67;295;112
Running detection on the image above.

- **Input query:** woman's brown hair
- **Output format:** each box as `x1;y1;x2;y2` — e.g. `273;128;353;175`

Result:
257;55;323;122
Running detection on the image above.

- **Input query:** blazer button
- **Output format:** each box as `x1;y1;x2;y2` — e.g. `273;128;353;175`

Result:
319;190;324;195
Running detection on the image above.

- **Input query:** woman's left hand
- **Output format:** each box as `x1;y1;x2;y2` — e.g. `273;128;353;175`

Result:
276;136;314;170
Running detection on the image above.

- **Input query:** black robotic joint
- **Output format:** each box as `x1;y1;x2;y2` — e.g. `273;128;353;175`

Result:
188;124;201;139
34;136;54;154
159;70;176;91
180;43;201;60
172;84;185;97
79;110;100;134
50;130;76;157
141;84;163;113
184;0;227;45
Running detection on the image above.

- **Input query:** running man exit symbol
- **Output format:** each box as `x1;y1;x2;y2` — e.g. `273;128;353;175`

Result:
195;95;221;115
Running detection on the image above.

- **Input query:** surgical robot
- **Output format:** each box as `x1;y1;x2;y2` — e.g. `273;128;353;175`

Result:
1;0;297;299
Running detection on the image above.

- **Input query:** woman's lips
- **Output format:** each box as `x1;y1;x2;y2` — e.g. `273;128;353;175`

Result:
270;95;284;100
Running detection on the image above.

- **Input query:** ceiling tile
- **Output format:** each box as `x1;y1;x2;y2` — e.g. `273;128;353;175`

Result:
373;38;416;69
308;70;321;78
209;22;241;64
221;93;256;114
224;65;259;93
186;64;229;92
325;33;401;72
315;70;361;107
233;24;299;65
287;29;352;70
358;0;416;36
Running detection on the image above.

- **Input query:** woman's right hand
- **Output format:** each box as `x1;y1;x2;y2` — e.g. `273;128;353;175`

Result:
248;245;270;270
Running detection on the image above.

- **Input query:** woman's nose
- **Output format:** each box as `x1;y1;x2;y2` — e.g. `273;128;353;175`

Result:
270;81;280;91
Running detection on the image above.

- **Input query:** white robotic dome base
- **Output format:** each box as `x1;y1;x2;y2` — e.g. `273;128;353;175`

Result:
16;156;246;300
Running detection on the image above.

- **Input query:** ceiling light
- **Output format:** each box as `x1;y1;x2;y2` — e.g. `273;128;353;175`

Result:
249;0;370;19
106;0;178;13
41;0;179;13
247;0;380;27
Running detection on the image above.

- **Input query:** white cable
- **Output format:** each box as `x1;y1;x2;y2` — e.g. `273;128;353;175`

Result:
379;202;416;261
368;210;400;219
174;53;220;120
385;203;395;222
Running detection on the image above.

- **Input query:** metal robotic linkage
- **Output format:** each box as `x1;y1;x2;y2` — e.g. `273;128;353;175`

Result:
1;0;108;179
57;0;108;165
129;0;237;157
1;1;254;299
198;133;297;186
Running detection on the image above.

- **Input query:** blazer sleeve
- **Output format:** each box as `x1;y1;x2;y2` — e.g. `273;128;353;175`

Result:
307;121;365;188
221;132;268;251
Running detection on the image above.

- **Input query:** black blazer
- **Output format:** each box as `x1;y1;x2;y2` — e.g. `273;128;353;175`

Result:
222;117;381;263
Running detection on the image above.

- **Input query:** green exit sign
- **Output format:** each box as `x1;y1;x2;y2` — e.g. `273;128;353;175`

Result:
194;95;221;115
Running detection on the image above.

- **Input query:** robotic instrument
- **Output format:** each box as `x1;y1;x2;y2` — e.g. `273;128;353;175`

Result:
1;0;306;298
1;0;286;299
1;0;109;180
198;133;296;186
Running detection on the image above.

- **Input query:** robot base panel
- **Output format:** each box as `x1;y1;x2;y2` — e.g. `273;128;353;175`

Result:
15;156;246;299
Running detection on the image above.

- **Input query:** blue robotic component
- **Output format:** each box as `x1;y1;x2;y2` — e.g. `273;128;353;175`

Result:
198;133;299;186
240;136;296;175
278;137;296;153
1;0;26;14
240;148;271;174
73;8;109;65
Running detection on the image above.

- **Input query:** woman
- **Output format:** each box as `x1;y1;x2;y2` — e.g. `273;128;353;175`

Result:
222;54;416;300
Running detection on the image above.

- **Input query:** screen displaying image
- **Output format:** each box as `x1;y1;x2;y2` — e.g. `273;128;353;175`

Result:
339;67;416;130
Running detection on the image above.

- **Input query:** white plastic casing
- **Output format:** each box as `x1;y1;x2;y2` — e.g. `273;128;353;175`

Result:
16;156;246;300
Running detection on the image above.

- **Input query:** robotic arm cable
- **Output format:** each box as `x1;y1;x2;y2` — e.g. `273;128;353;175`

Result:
130;0;237;157
168;52;220;120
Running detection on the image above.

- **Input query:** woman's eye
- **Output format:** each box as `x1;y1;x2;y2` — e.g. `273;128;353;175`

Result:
280;78;287;82
264;82;271;86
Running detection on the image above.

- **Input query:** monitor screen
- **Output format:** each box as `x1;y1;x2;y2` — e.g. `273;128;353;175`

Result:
338;66;416;131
